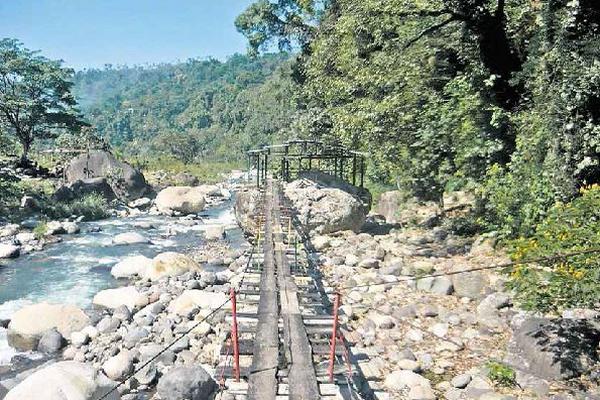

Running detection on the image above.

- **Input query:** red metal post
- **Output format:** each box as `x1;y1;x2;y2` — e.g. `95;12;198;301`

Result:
328;292;341;382
230;287;240;382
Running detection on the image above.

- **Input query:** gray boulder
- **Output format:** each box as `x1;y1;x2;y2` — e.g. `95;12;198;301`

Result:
157;365;217;400
507;316;600;380
0;244;20;259
37;328;65;354
284;178;367;234
53;177;117;202
452;269;488;299
234;187;262;235
64;150;150;200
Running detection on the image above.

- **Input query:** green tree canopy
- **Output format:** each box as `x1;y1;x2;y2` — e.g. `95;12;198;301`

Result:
0;39;84;165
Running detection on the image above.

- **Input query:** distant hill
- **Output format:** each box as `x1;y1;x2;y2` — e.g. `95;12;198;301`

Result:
72;53;295;162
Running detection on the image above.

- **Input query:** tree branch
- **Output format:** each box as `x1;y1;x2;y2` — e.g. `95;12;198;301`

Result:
403;16;459;49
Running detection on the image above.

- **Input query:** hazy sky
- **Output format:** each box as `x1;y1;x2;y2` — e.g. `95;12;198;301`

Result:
0;0;255;70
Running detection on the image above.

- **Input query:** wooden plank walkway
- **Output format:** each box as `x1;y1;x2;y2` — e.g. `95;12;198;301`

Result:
247;183;279;400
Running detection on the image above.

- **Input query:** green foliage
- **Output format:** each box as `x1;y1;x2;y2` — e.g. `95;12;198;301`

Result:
33;222;48;240
72;54;295;163
507;185;600;313
0;39;85;163
49;193;110;221
485;360;516;387
138;156;241;185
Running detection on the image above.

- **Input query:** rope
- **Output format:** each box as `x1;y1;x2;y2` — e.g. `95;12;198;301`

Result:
334;247;600;292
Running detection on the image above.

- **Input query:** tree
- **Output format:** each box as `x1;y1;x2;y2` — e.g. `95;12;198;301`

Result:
235;0;328;55
0;39;84;165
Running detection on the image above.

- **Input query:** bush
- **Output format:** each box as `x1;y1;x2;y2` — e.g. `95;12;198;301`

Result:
51;193;110;221
507;185;600;313
486;360;516;387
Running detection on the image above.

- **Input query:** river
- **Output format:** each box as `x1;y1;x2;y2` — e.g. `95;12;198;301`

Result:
0;200;242;365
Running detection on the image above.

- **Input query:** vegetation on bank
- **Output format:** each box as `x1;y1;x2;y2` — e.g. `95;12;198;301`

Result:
235;0;600;313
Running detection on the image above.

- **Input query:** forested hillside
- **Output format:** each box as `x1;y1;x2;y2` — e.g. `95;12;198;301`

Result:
72;53;295;162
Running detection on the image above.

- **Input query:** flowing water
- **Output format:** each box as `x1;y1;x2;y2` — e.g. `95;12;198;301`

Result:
0;200;242;365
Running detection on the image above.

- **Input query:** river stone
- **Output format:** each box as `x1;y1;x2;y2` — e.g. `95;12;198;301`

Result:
0;244;20;259
452;269;488;299
156;365;217;400
103;351;134;381
451;374;472;389
0;223;20;238
124;327;149;348
385;370;432;392
93;286;149;310
233;187;261;235
37;328;65;354
203;225;225;240
155;186;206;215
507;316;600;380
45;221;66;235
4;361;119;400
143;252;202;281
64;150;149;200
62;222;80;234
111;255;152;278
284;179;366;234
167;290;229;316
7;303;90;351
97;316;121;333
112;232;151;246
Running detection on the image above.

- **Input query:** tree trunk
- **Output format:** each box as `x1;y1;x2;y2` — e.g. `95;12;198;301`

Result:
19;139;32;168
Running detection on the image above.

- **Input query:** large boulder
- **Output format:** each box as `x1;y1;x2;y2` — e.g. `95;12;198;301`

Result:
507;316;600;380
167;290;229;316
284;179;366;234
0;243;20;259
112;232;151;246
234;187;262;235
111;255;152;278
143;252;202;281
156;365;217;400
64;150;150;200
155;186;206;215
4;361;119;400
7;303;90;351
93;286;149;311
53;177;117;202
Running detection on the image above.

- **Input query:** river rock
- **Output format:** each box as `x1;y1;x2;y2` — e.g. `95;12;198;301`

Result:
7;303;90;351
385;370;432;392
204;225;225;240
167;290;229;316
4;361;119;400
284;179;366;234
128;197;151;209
53;177;118;202
452;268;488;299
102;351;134;381
62;222;80;234
64;150;150;200
20;195;38;209
0;243;20;259
507;316;600;380
112;232;151;246
111;255;152;278
93;286;149;310
155;186;206;215
37;328;65;353
143;252;201;281
156;365;217;400
234;187;262;235
0;224;19;238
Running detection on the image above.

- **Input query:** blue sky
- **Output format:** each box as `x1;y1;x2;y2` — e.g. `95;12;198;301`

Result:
0;0;255;70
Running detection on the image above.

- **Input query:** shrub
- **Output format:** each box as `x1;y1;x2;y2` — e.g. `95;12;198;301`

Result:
507;184;600;313
51;193;110;221
33;222;48;239
486;360;516;387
